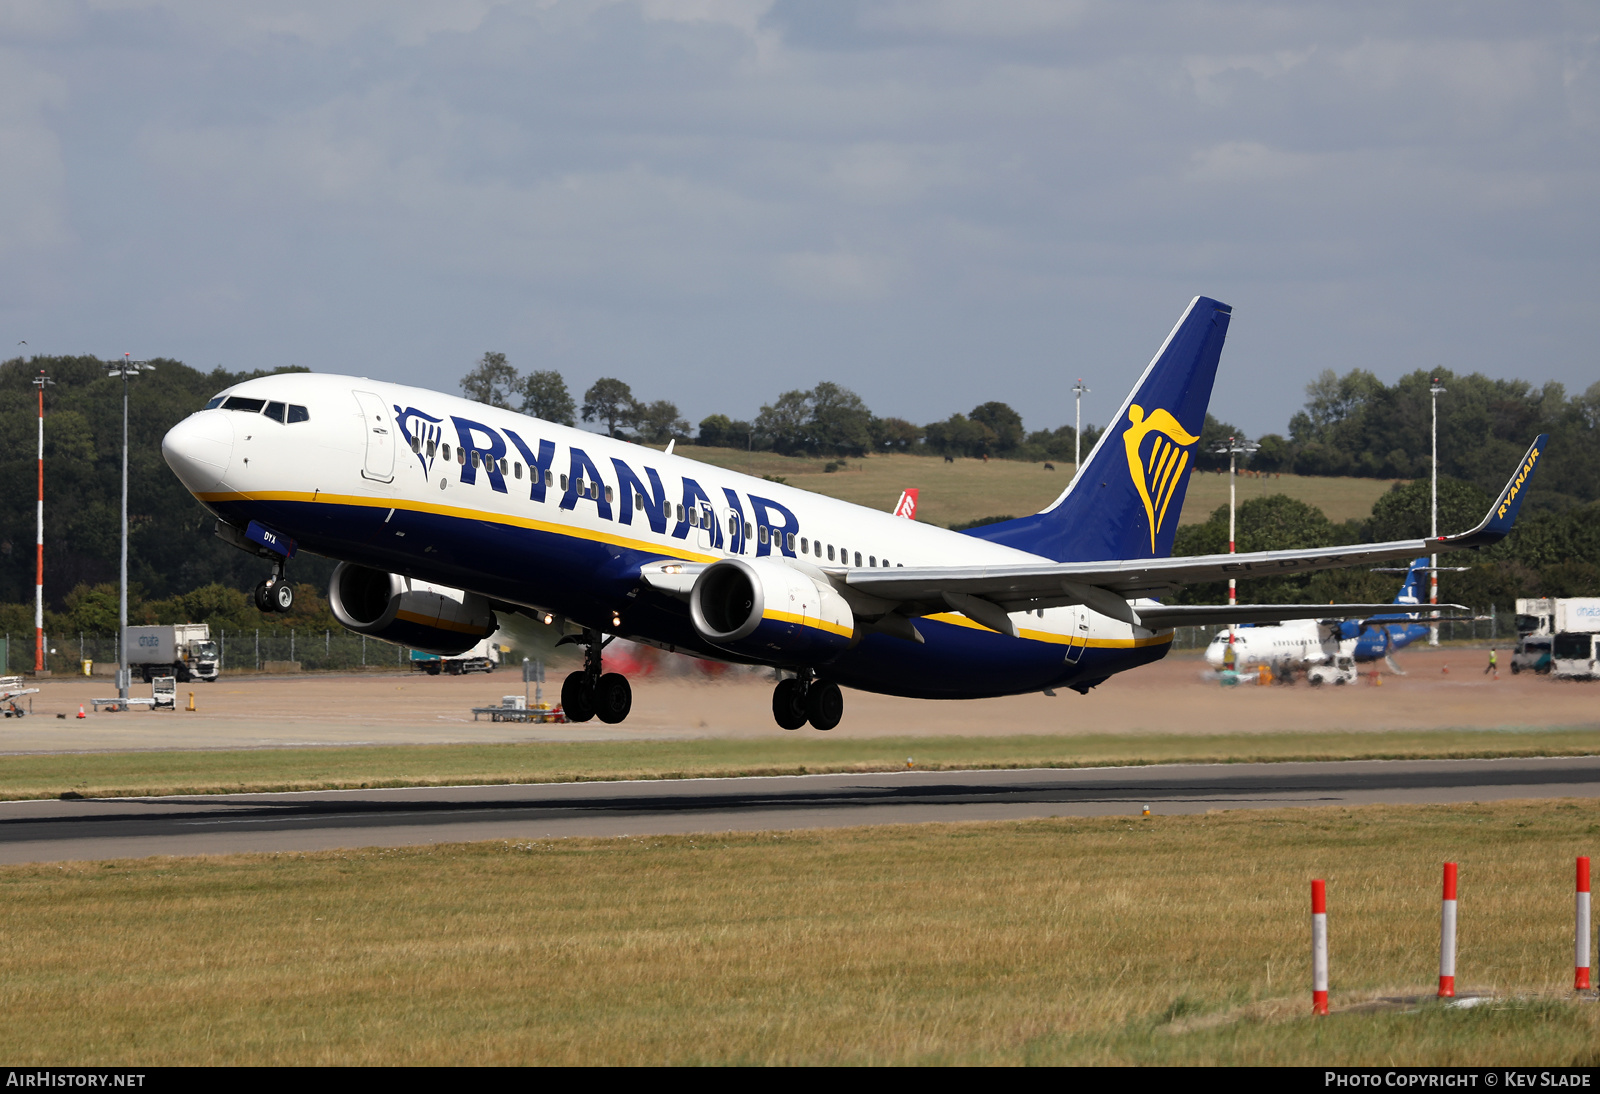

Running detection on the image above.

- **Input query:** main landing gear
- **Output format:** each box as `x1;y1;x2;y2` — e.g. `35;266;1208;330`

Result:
771;672;843;732
252;558;294;614
558;628;632;725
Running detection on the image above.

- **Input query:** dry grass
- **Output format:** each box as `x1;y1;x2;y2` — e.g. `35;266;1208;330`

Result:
0;800;1595;1064
665;447;1397;528
15;727;1600;801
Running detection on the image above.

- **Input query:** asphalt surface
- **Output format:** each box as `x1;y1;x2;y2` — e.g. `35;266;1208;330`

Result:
0;755;1596;863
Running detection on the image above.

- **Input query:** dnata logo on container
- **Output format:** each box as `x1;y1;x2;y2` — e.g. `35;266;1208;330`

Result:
1122;404;1199;553
138;636;158;647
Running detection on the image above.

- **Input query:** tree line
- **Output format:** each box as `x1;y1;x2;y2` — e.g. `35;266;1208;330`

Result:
459;352;1102;463
463;356;1600;509
0;347;1591;626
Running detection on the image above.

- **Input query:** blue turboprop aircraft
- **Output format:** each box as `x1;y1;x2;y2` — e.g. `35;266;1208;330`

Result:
159;296;1546;730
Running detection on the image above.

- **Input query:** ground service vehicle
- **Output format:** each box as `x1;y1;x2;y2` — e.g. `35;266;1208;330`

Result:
161;296;1547;732
410;639;501;676
1306;655;1358;687
1511;635;1552;675
124;624;220;683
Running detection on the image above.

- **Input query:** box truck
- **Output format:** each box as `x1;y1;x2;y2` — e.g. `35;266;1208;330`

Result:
123;624;220;683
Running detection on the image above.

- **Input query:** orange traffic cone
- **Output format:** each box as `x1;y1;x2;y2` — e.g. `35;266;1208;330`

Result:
76;705;86;719
1442;663;1450;675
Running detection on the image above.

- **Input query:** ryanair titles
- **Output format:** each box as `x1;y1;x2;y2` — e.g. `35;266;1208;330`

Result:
398;407;802;558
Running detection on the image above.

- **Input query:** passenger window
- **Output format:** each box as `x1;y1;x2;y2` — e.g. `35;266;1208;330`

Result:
744;522;753;539
287;405;310;423
854;552;862;567
639;493;648;511
410;434;421;453
205;396;225;410
263;401;287;423
545;470;554;488
605;486;614;504
827;545;835;561
589;481;599;500
427;440;437;458
785;533;795;552
457;448;467;466
800;537;808;553
728;514;738;535
882;559;889;567
514;463;523;480
441;443;452;461
499;459;509;475
560;474;568;491
222;396;265;413
471;451;481;469
758;527;769;545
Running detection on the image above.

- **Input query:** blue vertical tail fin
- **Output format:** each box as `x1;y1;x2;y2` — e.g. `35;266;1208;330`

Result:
968;296;1232;562
1395;557;1428;607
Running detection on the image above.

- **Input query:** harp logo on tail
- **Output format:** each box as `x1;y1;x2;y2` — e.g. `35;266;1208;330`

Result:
1122;405;1200;553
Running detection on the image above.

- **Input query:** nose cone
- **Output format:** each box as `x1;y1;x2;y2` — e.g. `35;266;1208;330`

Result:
162;411;233;493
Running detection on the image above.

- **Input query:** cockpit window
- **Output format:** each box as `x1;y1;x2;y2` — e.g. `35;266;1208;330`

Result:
287;404;310;424
204;396;226;410
263;401;287;423
222;396;266;413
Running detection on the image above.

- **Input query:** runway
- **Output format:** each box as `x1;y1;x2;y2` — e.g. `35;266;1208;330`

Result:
0;755;1596;864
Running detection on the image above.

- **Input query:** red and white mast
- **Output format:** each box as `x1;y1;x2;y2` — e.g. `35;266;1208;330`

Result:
33;369;49;674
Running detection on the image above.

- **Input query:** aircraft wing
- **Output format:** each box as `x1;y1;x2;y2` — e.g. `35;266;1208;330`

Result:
845;435;1546;629
1134;603;1470;629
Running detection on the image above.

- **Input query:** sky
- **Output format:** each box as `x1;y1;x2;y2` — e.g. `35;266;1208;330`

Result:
2;0;1596;438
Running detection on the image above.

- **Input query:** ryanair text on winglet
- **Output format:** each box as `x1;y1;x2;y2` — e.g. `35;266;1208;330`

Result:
1498;445;1540;519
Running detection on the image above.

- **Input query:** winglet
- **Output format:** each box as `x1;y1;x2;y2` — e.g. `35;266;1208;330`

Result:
1434;434;1547;550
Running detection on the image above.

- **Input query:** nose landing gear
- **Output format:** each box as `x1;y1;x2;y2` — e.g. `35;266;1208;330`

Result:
771;672;843;731
253;559;294;614
558;627;632;725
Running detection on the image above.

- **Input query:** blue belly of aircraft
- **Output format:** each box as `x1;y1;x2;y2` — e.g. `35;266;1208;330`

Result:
212;497;1169;701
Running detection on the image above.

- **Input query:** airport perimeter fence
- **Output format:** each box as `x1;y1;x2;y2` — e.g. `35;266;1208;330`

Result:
0;605;1523;675
4;630;418;676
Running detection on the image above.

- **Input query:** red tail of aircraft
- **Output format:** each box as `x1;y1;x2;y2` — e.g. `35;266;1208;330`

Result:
893;488;918;520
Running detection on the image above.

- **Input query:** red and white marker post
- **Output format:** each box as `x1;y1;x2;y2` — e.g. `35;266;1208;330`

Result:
1438;862;1458;998
1577;856;1592;992
1311;879;1329;1015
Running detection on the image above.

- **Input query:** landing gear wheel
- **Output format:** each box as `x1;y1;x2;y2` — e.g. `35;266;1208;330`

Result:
562;671;596;723
271;581;294;613
253;581;273;613
805;681;843;731
593;673;632;724
772;679;808;730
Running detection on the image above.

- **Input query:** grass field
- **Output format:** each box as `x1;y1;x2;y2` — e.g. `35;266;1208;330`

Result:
16;728;1600;800
660;446;1398;529
2;800;1594;1065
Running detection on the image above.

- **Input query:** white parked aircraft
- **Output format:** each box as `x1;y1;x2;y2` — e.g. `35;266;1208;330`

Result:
161;297;1542;730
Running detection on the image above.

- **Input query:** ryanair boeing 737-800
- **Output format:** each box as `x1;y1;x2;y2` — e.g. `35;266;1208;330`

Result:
160;297;1545;730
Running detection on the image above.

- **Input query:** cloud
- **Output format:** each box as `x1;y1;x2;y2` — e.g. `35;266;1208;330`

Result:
1;1;1597;435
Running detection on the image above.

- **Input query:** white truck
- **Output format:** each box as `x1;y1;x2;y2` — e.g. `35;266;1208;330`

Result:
123;624;220;683
1549;597;1600;680
1306;654;1359;687
409;638;503;676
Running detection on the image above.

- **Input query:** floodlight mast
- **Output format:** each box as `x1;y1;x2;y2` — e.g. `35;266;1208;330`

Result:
106;355;153;706
1429;377;1446;646
1071;379;1090;472
1211;436;1261;608
1211;435;1260;658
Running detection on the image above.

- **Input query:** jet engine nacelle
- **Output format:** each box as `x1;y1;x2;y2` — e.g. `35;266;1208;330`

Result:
688;558;853;664
328;562;495;656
